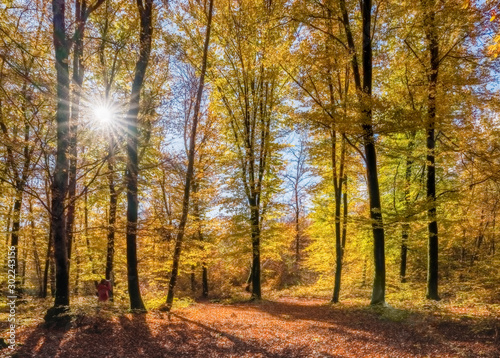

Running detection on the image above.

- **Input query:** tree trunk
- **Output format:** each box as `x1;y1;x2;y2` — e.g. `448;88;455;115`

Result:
194;181;208;298
342;176;348;251
361;0;385;305
165;0;213;311
361;255;367;287
245;264;252;292
339;0;386;305
294;191;300;266
190;265;196;292
5;200;12;245
21;248;27;286
250;202;261;300
106;140;117;301
42;223;53;298
49;255;56;297
202;264;208;298
30;202;43;296
10;190;23;290
423;0;440;301
49;0;71;312
400;133;414;283
66;0;84;265
332;135;346;303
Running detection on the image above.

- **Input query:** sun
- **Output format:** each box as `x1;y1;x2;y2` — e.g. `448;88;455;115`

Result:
93;105;114;124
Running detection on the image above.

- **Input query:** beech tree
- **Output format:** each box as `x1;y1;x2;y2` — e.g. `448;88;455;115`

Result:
211;0;294;300
124;0;155;311
165;0;214;312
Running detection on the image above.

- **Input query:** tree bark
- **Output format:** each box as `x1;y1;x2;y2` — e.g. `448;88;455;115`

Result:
106;139;117;302
190;265;196;292
342;176;348;251
165;0;213;311
125;0;155;311
30;201;43;296
250;202;261;300
42;223;53;298
5;201;12;245
49;0;71;311
66;0;84;265
202;264;208;298
400;133;415;283
423;0;440;301
361;0;385;306
339;0;385;305
332;134;346;303
10;190;22;289
294;196;300;265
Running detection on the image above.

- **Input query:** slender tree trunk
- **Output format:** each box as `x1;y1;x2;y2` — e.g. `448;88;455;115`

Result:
490;211;496;256
245;264;252;292
332;135;346;303
42;223;53;298
165;0;213;311
82;186;95;273
400;133;414;283
10;190;23;289
250;203;261;300
423;0;440;301
101;4;117;294
5;200;12;245
190;266;196;292
361;254;367;287
30;202;43;296
294;191;300;266
361;0;385;305
66;1;84;265
342;175;348;251
21;248;27;286
125;0;155;312
193;181;208;298
48;0;71;313
106;140;117;301
339;0;385;305
74;230;80;295
49;255;56;297
202;264;208;298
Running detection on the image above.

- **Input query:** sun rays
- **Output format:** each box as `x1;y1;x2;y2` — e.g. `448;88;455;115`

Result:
93;105;114;125
81;95;128;139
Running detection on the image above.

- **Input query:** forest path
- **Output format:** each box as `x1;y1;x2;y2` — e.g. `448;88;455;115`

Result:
12;297;499;357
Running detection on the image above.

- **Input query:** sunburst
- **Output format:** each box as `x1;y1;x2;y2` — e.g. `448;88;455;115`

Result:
93;105;114;124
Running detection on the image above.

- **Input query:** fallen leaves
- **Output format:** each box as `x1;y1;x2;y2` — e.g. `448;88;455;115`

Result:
9;297;500;358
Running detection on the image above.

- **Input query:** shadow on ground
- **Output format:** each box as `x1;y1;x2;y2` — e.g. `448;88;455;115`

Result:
12;298;499;358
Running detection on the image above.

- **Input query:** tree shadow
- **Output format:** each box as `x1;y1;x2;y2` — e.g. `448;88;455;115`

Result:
15;310;309;357
170;312;314;357
15;323;69;358
230;299;499;357
13;300;499;357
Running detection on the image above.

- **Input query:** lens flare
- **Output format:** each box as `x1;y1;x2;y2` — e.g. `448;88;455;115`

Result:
93;105;113;124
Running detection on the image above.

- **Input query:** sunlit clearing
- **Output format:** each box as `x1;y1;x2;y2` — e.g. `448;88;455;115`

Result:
94;105;114;124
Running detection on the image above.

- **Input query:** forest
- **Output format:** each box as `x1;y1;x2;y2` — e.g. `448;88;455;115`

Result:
1;0;500;357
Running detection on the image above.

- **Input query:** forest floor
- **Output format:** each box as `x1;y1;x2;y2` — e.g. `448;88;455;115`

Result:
2;296;499;358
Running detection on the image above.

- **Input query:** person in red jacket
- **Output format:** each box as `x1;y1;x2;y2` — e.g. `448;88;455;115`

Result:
96;279;112;302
